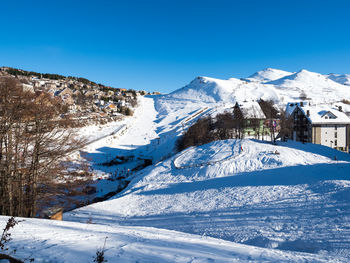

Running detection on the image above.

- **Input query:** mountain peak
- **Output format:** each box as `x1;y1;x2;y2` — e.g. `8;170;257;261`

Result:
247;68;293;82
296;69;316;75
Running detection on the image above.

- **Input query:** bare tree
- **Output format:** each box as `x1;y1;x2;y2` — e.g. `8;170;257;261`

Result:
233;103;245;139
176;117;213;151
299;90;308;100
215;112;235;140
277;108;293;141
0;77;84;217
258;99;278;142
250;118;261;140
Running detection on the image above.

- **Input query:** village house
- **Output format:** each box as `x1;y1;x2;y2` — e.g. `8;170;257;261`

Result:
56;87;73;97
72;89;82;96
22;83;35;93
234;101;267;138
288;102;350;152
84;90;96;97
107;90;115;97
117;100;126;107
45;82;57;90
103;103;117;114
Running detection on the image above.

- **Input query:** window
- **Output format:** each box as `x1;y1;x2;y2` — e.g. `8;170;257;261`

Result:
335;140;337;146
335;126;337;130
335;132;337;138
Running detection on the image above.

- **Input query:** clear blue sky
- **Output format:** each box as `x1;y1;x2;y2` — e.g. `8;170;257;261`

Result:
1;0;350;93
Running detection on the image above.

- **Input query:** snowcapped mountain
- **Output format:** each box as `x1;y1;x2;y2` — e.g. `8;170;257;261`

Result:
247;68;293;82
265;69;349;102
267;69;343;88
168;68;350;106
326;73;350;86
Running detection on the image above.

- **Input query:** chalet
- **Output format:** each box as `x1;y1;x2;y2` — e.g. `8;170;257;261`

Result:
61;94;75;108
84;90;96;97
107;90;115;97
234;101;267;138
57;87;73;97
103;103;117;114
45;82;57;89
72;89;82;96
289;102;350;152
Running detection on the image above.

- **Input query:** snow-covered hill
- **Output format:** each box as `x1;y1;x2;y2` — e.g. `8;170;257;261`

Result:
66;139;350;260
168;76;241;103
247;68;293;82
266;69;349;101
327;73;350;86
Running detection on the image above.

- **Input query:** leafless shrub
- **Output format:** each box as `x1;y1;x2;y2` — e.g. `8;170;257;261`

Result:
93;237;108;263
341;99;350;105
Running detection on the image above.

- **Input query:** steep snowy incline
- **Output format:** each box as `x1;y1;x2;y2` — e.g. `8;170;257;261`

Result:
66;139;350;259
0;216;338;263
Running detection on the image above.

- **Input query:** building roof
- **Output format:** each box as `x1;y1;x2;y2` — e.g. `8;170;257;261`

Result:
237;101;266;119
296;104;350;124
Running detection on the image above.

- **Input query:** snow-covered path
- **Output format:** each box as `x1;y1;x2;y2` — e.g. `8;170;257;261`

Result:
114;96;158;150
75;96;159;175
82;96;158;153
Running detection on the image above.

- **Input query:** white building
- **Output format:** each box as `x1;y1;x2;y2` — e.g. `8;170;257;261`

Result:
289;103;350;152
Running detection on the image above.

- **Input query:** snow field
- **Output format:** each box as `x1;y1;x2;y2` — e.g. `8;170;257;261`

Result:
0;216;342;263
65;139;350;259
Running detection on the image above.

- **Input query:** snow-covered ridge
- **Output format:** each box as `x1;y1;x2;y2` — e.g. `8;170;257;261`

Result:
168;68;350;107
327;73;350;86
